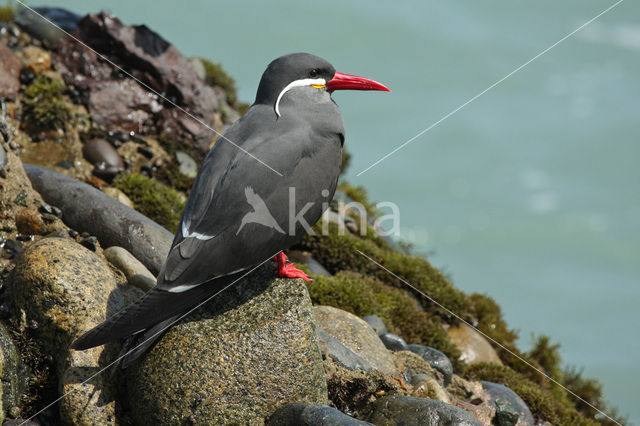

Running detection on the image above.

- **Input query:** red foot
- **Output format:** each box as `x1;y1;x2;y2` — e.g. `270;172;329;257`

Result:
272;252;311;282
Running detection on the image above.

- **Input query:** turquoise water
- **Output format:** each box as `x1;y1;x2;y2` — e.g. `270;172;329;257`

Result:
28;0;640;421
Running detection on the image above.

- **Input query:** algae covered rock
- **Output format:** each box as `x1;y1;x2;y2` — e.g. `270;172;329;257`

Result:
314;306;398;377
11;237;125;424
12;237;123;356
127;264;327;425
0;324;29;422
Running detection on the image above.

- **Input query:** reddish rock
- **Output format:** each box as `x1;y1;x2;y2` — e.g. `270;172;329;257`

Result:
0;43;22;99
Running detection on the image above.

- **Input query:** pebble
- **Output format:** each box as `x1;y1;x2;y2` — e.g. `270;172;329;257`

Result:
361;315;387;336
380;332;410;352
103;246;156;291
82;138;125;179
481;381;534;426
80;235;98;251
267;403;374;426
175;151;198;178
408;344;454;386
410;374;451;403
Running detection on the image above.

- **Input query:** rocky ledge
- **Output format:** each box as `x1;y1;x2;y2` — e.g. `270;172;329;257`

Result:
0;5;624;426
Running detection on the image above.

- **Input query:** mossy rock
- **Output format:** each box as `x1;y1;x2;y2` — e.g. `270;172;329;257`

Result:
113;173;185;233
21;75;70;133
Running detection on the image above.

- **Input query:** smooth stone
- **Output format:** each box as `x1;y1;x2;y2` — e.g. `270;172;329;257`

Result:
447;324;503;366
103;246;156;291
314;306;398;377
267;403;373;426
0;44;21;99
287;250;331;277
410;374;451;403
24;164;173;275
361;315;387;336
82;139;125;178
175;151;198;178
482;381;535;426
380;333;409;352
11;238;123;424
316;326;373;371
127;264;327;425
408;344;454;385
368;395;482;426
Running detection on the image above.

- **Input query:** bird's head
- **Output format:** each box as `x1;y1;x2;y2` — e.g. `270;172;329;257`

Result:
254;53;390;117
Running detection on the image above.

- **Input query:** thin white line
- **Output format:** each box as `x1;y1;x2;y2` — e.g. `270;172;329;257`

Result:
13;1;283;177
355;249;621;425
357;0;624;176
23;256;276;424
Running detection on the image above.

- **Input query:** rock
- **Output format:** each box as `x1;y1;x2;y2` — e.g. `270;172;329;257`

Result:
380;333;409;352
24;164;173;275
188;57;206;80
17;46;51;76
267;403;373;426
82;138;125;179
0;44;21;99
367;395;482;426
316;326;373;371
87;80;162;134
80;235;99;251
14;7;80;46
314;306;398;377
447;324;502;365
103;246;156;291
59;346;120;426
446;375;485;403
481;381;535;426
11;237;123;357
408;344;454;386
361;315;387;336
55;12;220;153
102;187;133;208
175;150;198;178
451;399;494;426
0;325;29;420
127;264;327;425
410;374;451;403
391;351;441;383
287;250;331;277
11;238;123;424
3;419;39;426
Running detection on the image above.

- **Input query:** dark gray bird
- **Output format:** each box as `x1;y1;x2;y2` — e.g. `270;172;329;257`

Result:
71;53;389;366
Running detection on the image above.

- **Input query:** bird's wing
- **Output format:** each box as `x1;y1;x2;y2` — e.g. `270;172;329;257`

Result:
156;110;321;292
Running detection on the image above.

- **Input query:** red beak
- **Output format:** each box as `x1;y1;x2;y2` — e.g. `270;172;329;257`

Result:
326;71;391;93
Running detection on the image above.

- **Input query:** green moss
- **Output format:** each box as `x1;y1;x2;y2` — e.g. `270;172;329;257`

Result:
199;57;238;106
21;75;70;133
309;271;463;371
469;293;519;352
0;5;13;22
155;159;196;194
113;173;185;233
299;222;473;326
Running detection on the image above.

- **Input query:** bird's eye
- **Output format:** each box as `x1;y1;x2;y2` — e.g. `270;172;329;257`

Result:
309;68;319;78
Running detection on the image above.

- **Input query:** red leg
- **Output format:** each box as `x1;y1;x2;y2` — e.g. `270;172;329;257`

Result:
272;252;311;282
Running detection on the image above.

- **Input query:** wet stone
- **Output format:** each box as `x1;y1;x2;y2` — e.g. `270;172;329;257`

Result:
266;403;373;426
367;395;482;426
380;332;410;352
362;315;387;336
408;344;454;386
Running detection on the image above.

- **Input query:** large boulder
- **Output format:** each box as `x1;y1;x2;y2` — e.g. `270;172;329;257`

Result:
127;264;327;425
11;237;126;425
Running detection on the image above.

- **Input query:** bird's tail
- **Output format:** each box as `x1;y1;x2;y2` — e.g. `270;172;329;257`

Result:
71;273;242;351
116;314;180;369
